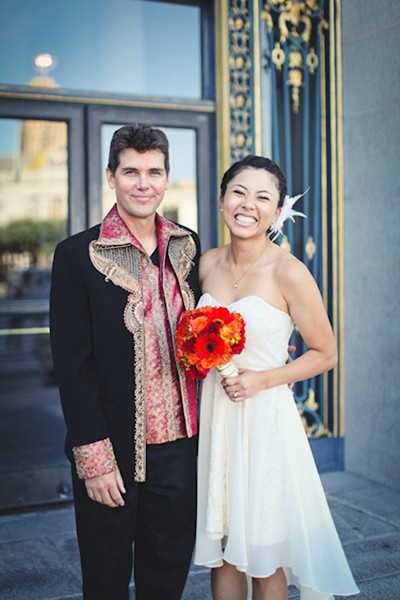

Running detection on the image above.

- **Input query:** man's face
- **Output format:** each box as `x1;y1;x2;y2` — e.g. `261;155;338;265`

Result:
106;147;169;224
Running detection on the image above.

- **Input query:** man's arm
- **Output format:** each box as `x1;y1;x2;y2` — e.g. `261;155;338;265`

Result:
50;239;125;507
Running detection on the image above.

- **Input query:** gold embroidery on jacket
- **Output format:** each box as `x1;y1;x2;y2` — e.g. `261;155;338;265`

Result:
166;235;197;436
168;235;196;311
88;222;197;482
89;241;146;481
89;244;141;298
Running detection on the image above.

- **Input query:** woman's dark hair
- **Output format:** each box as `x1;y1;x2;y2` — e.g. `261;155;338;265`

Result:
108;123;170;175
220;155;287;207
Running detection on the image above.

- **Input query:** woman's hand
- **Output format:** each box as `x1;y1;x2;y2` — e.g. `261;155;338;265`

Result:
222;344;296;402
222;370;267;403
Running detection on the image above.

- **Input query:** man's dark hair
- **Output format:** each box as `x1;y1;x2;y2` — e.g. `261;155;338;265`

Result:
108;123;170;175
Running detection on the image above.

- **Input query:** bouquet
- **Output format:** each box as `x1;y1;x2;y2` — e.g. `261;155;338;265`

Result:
176;305;246;380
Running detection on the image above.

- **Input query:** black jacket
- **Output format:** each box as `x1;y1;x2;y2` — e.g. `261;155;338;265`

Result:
50;220;201;483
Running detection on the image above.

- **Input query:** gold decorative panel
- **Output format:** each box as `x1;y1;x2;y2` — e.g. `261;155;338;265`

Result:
228;0;254;161
262;0;327;113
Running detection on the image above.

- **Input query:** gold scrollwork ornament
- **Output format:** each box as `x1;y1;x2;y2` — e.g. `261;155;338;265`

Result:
306;46;319;74
299;388;332;438
287;47;303;113
264;0;324;112
306;235;316;261
272;42;285;71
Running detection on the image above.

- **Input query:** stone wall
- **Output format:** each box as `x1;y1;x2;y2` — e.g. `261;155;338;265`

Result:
342;0;400;489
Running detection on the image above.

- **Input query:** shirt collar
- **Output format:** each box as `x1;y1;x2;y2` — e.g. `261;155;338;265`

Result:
97;203;191;252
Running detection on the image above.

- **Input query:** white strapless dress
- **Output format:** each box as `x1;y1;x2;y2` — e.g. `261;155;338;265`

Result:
194;293;359;599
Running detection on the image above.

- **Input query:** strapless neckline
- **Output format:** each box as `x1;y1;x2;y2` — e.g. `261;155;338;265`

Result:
200;292;291;320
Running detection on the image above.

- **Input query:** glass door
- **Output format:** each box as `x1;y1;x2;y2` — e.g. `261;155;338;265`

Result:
0;0;216;510
0;101;84;509
0;100;216;509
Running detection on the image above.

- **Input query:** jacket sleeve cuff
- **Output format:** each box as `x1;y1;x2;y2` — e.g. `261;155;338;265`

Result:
72;438;117;479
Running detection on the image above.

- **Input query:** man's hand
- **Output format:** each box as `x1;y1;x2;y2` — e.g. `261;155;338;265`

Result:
84;468;126;508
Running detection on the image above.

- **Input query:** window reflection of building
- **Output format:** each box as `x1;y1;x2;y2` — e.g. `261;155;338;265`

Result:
0;112;67;316
0;109;67;381
0;112;67;222
21;119;66;168
0;119;67;226
1;75;68;226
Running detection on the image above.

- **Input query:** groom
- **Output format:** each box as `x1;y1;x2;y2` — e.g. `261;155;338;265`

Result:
50;123;201;599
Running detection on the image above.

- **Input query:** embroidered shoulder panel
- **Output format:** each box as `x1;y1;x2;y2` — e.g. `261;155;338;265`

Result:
89;242;141;297
168;236;197;310
89;240;146;481
169;235;196;280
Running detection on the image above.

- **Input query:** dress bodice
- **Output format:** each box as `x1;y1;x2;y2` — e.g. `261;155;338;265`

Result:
197;293;294;371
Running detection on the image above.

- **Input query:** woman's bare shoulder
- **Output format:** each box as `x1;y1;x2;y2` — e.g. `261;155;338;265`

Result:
199;245;228;284
201;246;221;261
200;245;228;267
273;246;322;311
274;246;310;281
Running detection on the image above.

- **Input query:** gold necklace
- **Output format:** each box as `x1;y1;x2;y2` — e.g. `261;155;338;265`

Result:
231;242;268;289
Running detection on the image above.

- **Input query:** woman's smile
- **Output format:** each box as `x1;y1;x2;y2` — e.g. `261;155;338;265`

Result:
234;213;258;225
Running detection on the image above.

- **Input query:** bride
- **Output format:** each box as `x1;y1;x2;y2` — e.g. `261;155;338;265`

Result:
193;155;359;600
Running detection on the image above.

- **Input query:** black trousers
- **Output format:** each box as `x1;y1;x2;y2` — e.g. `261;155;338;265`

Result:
72;436;198;600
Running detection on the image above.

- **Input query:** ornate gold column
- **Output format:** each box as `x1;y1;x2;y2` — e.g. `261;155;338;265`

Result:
216;0;345;445
216;0;260;243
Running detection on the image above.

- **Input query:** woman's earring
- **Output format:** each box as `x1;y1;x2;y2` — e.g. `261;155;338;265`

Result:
220;206;223;212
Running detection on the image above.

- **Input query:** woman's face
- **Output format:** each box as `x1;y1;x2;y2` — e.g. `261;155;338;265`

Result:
220;167;281;238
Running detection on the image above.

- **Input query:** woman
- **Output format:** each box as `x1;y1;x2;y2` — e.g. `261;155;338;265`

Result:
194;156;359;599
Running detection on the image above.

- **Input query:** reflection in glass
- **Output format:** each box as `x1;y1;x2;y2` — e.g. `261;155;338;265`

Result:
0;0;201;99
101;125;198;232
0;118;68;508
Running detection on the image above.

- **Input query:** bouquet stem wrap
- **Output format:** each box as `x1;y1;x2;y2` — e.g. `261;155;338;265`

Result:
216;360;239;379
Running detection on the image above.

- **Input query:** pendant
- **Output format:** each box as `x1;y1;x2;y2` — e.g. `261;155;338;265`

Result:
233;283;238;288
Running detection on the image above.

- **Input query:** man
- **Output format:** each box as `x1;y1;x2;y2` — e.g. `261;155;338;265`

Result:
50;123;201;600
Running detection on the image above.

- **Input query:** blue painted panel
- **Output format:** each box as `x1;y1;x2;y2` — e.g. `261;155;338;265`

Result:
309;438;345;473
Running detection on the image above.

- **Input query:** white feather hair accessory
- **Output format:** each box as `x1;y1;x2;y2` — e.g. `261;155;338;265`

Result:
269;187;309;242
